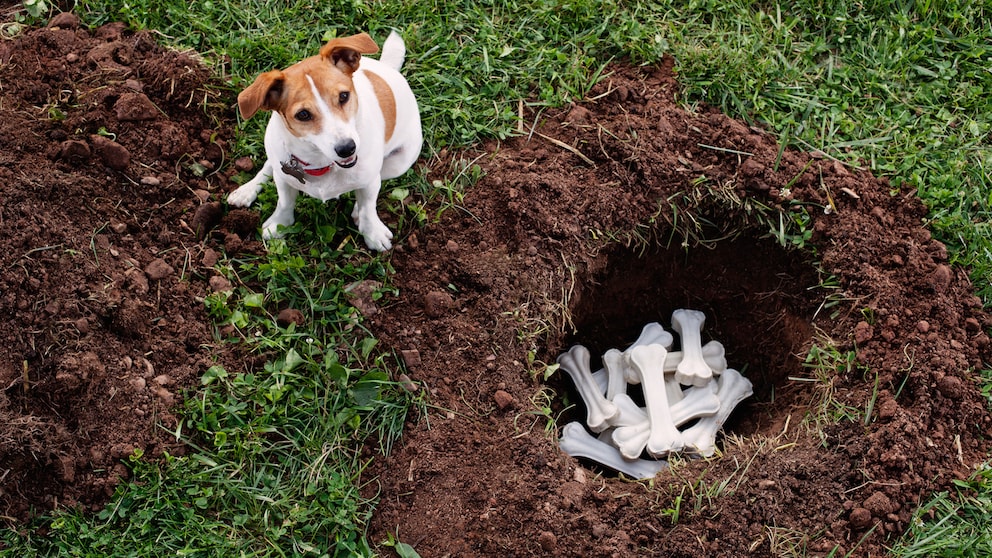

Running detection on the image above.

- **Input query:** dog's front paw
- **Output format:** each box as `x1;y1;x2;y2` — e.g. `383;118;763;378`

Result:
361;222;394;252
261;217;292;240
227;184;260;207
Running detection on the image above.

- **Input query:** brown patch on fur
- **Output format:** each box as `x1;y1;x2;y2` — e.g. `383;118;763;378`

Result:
365;70;396;142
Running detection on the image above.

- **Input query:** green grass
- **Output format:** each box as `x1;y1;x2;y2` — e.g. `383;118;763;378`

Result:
3;0;992;555
892;465;992;557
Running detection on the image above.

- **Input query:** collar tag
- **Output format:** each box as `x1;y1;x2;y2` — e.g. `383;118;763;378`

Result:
281;157;307;184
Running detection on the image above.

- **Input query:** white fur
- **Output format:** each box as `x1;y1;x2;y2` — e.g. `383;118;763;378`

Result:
228;31;422;251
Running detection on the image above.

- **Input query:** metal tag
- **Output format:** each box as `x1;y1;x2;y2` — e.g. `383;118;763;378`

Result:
280;158;307;184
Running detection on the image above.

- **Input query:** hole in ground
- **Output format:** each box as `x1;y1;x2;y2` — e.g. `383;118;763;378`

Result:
548;233;824;461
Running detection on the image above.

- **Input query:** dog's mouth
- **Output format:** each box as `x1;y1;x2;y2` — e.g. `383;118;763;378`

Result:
336;155;358;169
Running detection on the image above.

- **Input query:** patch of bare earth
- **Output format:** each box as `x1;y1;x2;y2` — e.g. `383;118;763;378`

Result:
364;60;992;556
0;13;254;519
1;11;989;558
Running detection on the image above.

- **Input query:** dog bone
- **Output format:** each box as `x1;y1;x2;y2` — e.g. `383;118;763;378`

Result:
557;345;619;432
613;340;726;384
627;344;684;457
602;349;628;400
609;393;648;427
559;422;668;480
610;381;721;459
631;322;675;350
671;309;715;387
681;368;754;457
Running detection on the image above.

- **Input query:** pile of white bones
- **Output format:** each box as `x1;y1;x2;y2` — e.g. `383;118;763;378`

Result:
556;309;754;479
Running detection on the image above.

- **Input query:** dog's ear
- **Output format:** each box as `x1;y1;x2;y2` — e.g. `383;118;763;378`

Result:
319;32;379;74
237;70;285;120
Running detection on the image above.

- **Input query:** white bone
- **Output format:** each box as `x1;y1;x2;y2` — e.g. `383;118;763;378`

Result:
559;422;667;480
610;381;722;459
609;393;648;427
631;322;675;350
557;345;619;433
665;373;685;404
627;344;684;457
610;423;651;460
591;368;608;395
671;309;713;387
622;322;674;383
681;368;754;457
602;349;628;401
613;341;727;385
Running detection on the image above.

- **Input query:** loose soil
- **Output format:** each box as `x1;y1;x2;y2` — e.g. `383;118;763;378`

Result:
2;10;990;557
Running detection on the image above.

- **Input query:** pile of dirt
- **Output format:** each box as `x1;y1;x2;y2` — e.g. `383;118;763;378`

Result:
1;10;989;558
0;13;251;517
364;60;992;556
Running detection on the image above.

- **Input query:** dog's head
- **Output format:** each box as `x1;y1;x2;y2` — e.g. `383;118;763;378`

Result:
237;33;379;168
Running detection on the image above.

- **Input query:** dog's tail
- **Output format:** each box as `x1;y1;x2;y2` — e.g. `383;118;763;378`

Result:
379;31;406;71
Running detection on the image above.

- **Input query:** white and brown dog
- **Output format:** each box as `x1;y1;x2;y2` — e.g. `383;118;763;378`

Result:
228;31;421;251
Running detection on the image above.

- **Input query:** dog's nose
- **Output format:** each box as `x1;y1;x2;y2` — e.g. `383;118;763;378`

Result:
335;139;356;158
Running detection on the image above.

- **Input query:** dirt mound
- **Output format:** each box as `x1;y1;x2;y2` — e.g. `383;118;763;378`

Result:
365;61;992;556
0;14;247;517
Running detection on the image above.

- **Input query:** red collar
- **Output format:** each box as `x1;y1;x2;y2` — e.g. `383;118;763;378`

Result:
292;155;332;176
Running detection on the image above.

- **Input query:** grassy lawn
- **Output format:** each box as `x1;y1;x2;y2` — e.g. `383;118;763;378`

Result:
3;0;991;555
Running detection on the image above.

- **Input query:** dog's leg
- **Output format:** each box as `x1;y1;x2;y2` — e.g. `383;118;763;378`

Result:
227;159;273;207
352;177;393;251
260;174;299;240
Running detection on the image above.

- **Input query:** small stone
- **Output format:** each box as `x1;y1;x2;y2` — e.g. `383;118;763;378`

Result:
130;377;146;391
74;317;90;334
208;275;231;293
201;248;219;268
446;240;459;253
48;12;81;28
115;92;159;121
152;374;171;386
58;139;90;162
277;308;305;327
397;373;418;393
930;264;953;292
140;175;162;186
573;467;587;484
965;317;981;332
110;221;128;234
937;375;965;400
863;491;896;516
917;320;930;333
190;202;223;240
849;508;872;530
878;397;899;420
401;349;421;370
144;258;174;280
493;389;515;410
537;531;557;552
424;291;454;317
65;52;79;63
90;135;130;170
758;479;776;490
854;321;873;344
234;156;254;172
154;387;175;406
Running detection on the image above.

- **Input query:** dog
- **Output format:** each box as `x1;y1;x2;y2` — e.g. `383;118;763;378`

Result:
227;31;422;251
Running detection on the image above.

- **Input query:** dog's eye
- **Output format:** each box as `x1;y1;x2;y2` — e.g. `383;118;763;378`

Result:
338;91;350;105
295;109;312;121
